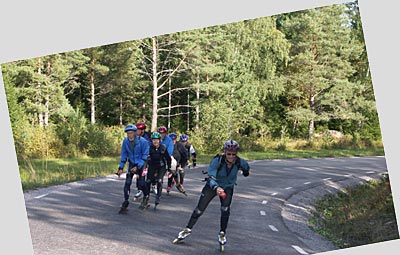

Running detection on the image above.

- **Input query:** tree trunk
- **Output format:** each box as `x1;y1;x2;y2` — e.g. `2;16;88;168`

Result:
151;36;158;131
195;73;200;130
37;58;44;127
119;82;123;126
308;93;315;142
187;89;190;131
168;78;171;130
44;59;51;127
90;55;95;124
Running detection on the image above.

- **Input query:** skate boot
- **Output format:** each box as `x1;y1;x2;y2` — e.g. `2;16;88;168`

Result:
176;184;187;196
118;200;129;214
138;195;150;210
133;190;143;201
167;186;172;195
172;227;191;244
218;231;227;252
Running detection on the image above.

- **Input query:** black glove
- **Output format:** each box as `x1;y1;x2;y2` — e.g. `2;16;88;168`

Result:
242;170;249;177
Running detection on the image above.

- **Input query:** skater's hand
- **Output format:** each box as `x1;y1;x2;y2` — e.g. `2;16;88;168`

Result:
216;187;224;195
130;166;138;174
117;168;123;177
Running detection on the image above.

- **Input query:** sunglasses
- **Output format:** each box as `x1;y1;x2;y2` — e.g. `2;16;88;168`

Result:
226;153;237;157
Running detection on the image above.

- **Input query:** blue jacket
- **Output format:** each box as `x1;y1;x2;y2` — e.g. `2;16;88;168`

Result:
207;156;250;190
161;135;174;157
119;136;150;171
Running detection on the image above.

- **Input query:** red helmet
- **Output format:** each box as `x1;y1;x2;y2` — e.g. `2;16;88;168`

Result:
136;122;146;130
158;126;168;133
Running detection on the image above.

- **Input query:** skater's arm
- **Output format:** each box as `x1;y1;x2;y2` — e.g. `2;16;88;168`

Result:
207;158;220;190
119;139;128;170
164;148;172;170
239;158;250;177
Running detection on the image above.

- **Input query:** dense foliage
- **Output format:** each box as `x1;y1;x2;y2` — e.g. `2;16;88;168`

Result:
2;2;381;157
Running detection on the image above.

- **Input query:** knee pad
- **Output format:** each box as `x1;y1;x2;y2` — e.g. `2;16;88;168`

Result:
193;207;204;217
221;206;230;213
157;178;163;184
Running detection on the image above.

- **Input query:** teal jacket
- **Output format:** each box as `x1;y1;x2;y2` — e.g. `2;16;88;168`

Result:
207;155;250;190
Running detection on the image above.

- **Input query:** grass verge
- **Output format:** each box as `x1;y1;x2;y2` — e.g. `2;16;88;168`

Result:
309;174;399;248
19;147;384;191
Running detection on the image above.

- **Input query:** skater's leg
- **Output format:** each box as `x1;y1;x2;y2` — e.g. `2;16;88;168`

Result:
179;169;185;185
157;167;167;198
220;187;234;233
187;184;216;229
123;172;134;201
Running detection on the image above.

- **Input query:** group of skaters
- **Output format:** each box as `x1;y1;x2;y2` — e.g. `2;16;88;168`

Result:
116;122;250;251
117;122;197;211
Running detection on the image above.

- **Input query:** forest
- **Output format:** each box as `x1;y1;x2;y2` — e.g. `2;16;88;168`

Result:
1;2;382;159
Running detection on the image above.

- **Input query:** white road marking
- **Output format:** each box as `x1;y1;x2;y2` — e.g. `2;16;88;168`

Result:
35;194;48;199
292;245;309;254
344;174;352;177
268;225;279;232
366;171;375;174
260;211;266;216
271;192;278;196
297;167;317;171
304;182;311;185
262;200;268;205
285;187;292;190
323;178;331;181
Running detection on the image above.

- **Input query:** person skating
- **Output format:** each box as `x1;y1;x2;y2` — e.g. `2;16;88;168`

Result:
141;132;172;210
132;122;152;200
173;140;250;252
116;124;150;214
167;133;188;196
179;134;197;168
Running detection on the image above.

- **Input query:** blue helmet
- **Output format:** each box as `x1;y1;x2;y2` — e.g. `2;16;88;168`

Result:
124;124;137;132
180;134;189;141
169;133;178;140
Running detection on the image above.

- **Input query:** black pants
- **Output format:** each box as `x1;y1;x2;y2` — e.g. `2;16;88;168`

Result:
145;166;167;197
186;184;234;233
124;167;145;201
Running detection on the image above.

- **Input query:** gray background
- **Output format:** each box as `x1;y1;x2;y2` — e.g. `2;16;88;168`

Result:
0;0;398;254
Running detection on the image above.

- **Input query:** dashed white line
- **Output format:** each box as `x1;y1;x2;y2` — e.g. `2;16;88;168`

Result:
292;245;309;255
34;194;48;199
323;178;332;181
271;192;278;196
260;211;266;216
366;171;375;174
268;225;279;232
285;187;293;190
344;174;352;177
262;200;268;205
297;167;316;171
304;182;311;185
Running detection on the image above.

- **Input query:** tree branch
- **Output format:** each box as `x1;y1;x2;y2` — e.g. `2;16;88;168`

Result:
157;87;190;98
157;105;195;111
158;112;189;117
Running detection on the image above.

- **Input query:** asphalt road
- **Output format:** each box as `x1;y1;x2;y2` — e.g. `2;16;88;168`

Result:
24;156;388;255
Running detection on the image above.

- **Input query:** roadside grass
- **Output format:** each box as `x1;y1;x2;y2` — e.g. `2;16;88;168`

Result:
309;174;399;248
19;147;385;191
197;147;385;164
19;156;118;191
